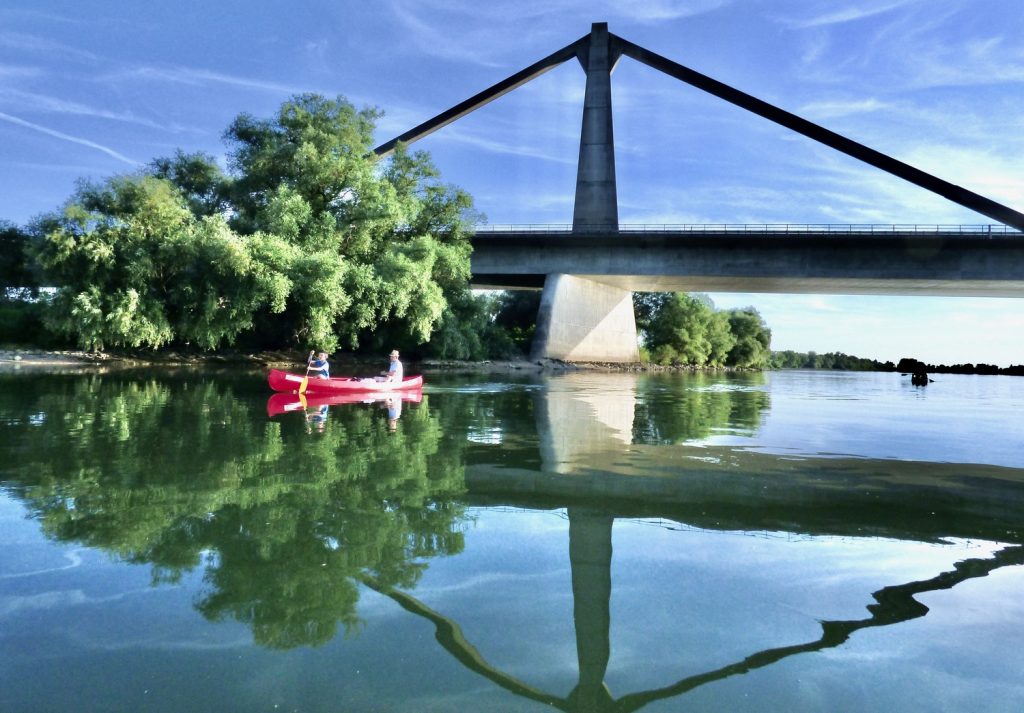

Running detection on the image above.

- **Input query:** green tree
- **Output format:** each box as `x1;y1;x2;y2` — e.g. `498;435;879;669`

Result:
149;150;232;217
33;176;290;351
413;289;520;360
222;94;476;350
0;221;40;294
493;290;542;355
644;293;728;366
726;308;772;368
32;93;477;353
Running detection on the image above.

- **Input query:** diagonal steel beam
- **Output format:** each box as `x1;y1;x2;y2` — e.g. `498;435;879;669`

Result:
614;35;1024;231
373;36;588;158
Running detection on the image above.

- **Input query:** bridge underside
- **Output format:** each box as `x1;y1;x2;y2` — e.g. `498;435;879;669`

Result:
476;274;1024;298
471;232;1024;298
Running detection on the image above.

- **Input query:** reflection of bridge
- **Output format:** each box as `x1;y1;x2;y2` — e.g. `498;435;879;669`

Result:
367;373;1024;710
377;23;1024;362
470;372;1024;546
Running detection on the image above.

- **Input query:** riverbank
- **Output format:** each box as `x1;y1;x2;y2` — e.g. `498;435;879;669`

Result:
0;348;750;374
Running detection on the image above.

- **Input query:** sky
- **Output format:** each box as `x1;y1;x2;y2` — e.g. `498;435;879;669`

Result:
1;0;1022;366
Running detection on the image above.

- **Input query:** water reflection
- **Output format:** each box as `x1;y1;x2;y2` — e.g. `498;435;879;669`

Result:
535;372;770;473
266;389;423;433
0;372;466;649
1;371;1023;709
364;509;1024;712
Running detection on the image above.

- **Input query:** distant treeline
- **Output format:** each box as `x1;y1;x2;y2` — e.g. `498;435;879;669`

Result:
771;350;895;371
894;357;1024;377
772;350;1024;376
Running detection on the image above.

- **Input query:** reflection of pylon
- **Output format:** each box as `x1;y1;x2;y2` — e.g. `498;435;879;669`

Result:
360;533;1024;712
375;22;1024;231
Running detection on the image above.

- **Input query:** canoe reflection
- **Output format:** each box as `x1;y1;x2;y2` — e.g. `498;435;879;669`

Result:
266;389;424;418
267;389;423;431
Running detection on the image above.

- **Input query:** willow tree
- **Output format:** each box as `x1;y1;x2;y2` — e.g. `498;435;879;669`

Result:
34;93;477;352
643;293;736;366
34;176;292;351
220;93;476;350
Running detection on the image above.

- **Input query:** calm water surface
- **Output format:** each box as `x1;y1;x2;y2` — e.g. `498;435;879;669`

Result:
1;367;1023;712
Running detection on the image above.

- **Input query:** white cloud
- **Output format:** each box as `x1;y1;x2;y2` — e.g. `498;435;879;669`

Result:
0;88;173;130
0;111;140;166
617;0;735;22
781;0;925;29
799;97;893;119
101;65;309;95
0;63;44;78
0;30;98;61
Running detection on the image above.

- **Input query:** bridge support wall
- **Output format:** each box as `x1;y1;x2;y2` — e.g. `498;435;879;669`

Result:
530;274;640;362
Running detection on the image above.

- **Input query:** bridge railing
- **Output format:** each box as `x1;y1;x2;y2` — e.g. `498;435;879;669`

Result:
473;223;1022;234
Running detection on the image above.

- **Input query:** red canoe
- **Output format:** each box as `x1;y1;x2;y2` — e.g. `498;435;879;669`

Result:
266;390;423;418
267;368;423;394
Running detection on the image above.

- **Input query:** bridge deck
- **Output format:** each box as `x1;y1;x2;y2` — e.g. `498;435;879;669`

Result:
469;225;1024;296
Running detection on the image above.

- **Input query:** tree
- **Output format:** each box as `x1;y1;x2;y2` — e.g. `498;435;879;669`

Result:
493;290;542;355
34;176;290;351
643;293;735;366
222;94;476;350
726;308;772;368
0;221;40;295
32;93;477;352
149;150;232;218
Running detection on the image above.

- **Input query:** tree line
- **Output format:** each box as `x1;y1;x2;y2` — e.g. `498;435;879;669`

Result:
771;350;896;371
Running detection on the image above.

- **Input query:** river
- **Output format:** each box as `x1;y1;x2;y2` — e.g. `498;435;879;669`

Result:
1;367;1022;712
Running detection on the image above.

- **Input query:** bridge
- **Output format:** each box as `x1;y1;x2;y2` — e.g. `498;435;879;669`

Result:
377;23;1024;362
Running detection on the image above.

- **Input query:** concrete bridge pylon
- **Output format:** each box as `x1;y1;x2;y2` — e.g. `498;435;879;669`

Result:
532;23;639;362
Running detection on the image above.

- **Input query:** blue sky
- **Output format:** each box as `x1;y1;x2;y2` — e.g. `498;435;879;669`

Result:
1;0;1022;365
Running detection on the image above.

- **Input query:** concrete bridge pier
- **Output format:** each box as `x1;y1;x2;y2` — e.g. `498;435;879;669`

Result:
530;274;639;362
531;23;639;363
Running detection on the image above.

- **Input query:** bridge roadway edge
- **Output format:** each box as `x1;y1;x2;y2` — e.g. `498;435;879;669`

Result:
470;231;1024;297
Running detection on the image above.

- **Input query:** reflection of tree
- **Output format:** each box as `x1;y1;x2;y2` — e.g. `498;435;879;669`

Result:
0;372;470;649
632;372;770;444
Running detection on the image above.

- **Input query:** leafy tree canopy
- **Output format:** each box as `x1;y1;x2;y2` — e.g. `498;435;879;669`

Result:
32;93;479;353
634;292;771;368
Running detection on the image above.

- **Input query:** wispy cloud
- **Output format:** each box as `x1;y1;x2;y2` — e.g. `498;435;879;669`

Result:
799;97;894;119
902;35;1024;89
780;0;924;29
434;124;577;164
385;0;508;68
101;65;312;96
0;111;140;166
616;0;735;22
0;63;44;78
0;30;98;62
0;88;174;130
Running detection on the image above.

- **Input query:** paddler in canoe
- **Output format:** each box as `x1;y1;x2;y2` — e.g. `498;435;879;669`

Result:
308;351;330;379
377;349;403;383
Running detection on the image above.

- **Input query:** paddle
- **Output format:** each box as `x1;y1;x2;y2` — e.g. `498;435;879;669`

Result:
299;351;314;394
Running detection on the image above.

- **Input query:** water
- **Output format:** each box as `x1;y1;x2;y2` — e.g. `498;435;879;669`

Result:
1;367;1023;712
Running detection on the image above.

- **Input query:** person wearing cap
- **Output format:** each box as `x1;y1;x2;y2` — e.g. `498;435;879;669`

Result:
380;349;403;383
